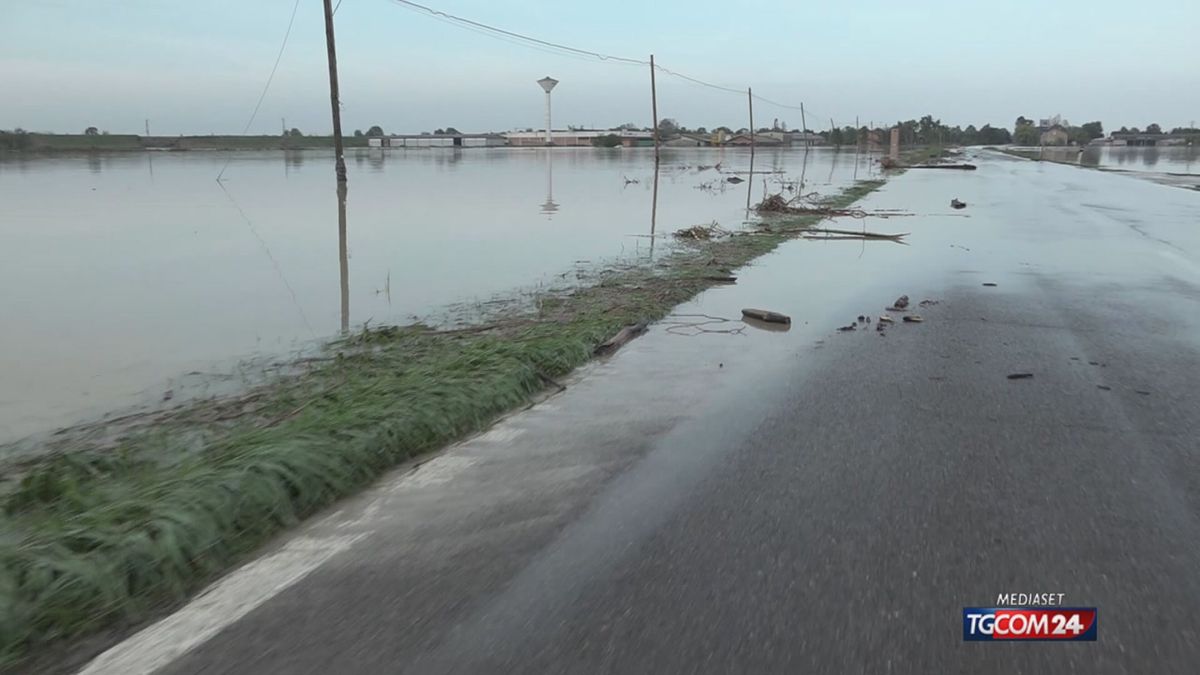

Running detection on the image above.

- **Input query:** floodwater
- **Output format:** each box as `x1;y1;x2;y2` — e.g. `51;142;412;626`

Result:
1030;145;1200;184
0;146;877;443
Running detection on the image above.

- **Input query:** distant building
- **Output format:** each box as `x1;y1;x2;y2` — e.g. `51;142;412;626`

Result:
726;133;784;147
376;133;505;148
664;133;713;147
1040;125;1069;146
504;129;654;147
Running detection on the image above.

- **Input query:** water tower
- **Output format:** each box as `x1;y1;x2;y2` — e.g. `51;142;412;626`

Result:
537;76;558;146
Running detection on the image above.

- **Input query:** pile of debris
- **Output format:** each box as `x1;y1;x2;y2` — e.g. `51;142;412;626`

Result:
673;222;730;241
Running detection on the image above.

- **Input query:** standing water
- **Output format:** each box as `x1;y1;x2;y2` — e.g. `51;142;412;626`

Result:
0;146;877;443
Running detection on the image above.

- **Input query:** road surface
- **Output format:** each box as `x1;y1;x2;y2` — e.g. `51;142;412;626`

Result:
68;151;1200;674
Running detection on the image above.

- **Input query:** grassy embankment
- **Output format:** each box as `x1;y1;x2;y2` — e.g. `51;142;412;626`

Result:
0;133;372;153
0;178;886;666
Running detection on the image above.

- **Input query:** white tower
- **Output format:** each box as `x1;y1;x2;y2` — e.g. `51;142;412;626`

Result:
537;76;558;146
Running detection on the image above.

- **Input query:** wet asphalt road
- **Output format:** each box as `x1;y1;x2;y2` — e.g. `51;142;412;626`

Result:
77;152;1200;674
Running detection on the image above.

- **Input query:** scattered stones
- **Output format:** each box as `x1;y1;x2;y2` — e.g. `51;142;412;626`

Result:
726;176;745;184
1134;390;1151;396
1097;385;1111;391
1007;373;1034;380
857;315;866;322
903;315;924;323
982;282;998;287
838;323;857;332
893;295;910;309
919;299;940;307
951;198;967;209
878;315;895;324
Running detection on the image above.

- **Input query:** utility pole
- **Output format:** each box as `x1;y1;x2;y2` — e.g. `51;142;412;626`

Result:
800;102;807;145
650;55;660;162
748;87;755;162
144;119;150;136
323;0;347;183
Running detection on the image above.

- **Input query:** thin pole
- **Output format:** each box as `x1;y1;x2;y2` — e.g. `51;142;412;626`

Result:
144;119;150;136
800;103;808;145
650;54;660;162
748;87;755;162
323;0;347;183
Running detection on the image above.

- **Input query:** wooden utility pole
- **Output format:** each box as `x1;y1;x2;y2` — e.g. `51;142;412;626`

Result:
323;0;347;183
800;102;807;144
650;54;660;162
748;87;755;161
144;119;150;136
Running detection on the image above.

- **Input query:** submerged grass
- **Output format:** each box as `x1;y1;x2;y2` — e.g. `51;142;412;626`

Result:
0;178;886;666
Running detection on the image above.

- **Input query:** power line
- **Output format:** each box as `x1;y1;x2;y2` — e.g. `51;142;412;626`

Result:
217;0;302;181
383;0;820;116
386;0;645;65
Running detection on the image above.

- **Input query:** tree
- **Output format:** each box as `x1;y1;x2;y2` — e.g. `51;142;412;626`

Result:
288;128;303;137
366;125;384;137
1146;123;1162;135
617;122;639;131
1015;116;1031;129
591;134;622;148
84;126;99;136
433;128;445;135
1080;121;1104;139
657;118;680;137
443;127;461;135
1013;123;1040;145
695;127;708;134
353;129;364;137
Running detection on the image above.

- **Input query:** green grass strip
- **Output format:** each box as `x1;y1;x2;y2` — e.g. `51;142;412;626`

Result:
0;179;885;666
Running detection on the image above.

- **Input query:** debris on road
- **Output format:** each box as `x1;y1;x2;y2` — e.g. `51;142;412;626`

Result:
951;199;967;209
909;163;978;170
741;308;791;325
803;228;909;242
903;315;924;323
664;314;746;336
595;321;649;355
1007;373;1034;380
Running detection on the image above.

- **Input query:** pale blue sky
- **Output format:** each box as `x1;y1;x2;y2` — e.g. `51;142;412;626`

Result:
2;0;1197;135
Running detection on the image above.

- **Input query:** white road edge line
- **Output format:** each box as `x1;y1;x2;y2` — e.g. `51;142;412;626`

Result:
76;533;366;675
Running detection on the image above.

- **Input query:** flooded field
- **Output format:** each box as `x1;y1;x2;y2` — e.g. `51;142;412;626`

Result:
0;146;877;442
1023;145;1200;188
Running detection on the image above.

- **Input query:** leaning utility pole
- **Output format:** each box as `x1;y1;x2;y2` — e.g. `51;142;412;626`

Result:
748;87;755;161
323;0;347;183
650;55;660;162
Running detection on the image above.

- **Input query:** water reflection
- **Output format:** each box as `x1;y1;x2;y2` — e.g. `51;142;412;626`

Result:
87;154;102;174
650;158;659;259
337;182;349;335
540;150;559;218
